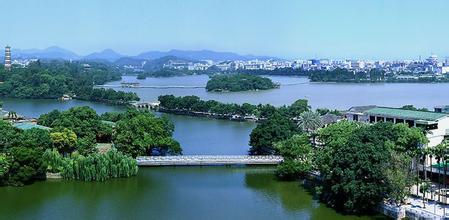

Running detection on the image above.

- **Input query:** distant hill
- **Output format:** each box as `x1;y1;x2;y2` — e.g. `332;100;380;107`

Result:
14;46;80;60
114;57;146;67
6;47;278;62
83;49;124;62
143;55;196;71
137;49;277;61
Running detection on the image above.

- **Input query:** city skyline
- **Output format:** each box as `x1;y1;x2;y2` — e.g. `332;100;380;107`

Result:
2;0;449;59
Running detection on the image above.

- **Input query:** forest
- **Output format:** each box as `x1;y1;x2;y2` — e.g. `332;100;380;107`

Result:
0;61;139;104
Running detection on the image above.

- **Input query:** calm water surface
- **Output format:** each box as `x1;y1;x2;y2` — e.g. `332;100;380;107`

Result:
0;167;385;220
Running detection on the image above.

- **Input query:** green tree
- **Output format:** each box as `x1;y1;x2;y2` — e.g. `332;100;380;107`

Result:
6;146;46;186
275;134;313;180
316;121;427;213
288;99;310;117
249;113;299;155
113;110;181;157
296;111;322;146
50;128;78;155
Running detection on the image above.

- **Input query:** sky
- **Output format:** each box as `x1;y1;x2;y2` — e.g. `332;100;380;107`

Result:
1;0;449;59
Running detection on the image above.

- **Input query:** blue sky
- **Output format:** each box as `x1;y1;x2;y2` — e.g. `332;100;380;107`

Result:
1;0;449;59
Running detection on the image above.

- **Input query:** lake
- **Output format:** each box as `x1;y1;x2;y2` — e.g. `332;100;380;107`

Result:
107;75;449;109
3;74;442;219
0;167;385;220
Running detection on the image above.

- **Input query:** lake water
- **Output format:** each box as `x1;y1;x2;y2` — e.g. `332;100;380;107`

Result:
107;75;449;109
3;74;442;219
0;167;385;220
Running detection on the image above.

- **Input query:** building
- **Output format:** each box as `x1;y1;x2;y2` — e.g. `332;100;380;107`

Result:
346;106;449;147
4;45;11;70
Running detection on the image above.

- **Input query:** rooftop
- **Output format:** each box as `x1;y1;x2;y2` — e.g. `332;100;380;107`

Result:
364;107;449;121
13;122;51;130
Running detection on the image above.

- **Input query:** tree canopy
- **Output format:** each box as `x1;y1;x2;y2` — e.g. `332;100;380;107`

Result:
206;74;279;92
249;113;299;155
316;121;427;213
113;110;181;157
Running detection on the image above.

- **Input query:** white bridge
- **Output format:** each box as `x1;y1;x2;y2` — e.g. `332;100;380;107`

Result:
136;155;284;166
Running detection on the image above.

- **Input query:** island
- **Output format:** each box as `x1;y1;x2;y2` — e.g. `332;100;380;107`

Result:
206;74;279;92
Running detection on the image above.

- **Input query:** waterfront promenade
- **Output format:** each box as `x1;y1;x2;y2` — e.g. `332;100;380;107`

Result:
136;155;283;166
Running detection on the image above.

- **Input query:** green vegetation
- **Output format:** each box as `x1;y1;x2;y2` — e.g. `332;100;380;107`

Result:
315;122;427;213
0;121;49;186
206;74;279;92
1;106;180;186
401;104;429;112
0;61;139;105
309;68;449;83
237;67;308;76
113;110;181;157
274;134;313;180
249;113;299;155
158;95;310;120
60;150;138;181
309;68;386;82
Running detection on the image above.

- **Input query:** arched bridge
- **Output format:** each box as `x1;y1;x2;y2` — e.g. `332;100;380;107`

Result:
136;155;284;166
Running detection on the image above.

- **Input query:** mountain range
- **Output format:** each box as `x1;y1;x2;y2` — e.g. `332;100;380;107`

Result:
6;46;279;63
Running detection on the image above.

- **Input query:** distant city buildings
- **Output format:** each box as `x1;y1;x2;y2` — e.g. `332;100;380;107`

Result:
159;54;449;78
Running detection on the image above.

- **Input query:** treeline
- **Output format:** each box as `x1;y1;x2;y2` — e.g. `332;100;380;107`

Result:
1;106;180;186
309;68;387;82
158;95;310;120
206;74;279;92
0;60;139;104
309;68;449;83
136;67;309;79
236;67;308;76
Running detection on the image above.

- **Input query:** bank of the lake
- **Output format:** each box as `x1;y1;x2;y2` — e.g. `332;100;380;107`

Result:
0;166;385;220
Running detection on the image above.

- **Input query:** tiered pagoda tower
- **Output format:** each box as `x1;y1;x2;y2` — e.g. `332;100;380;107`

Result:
4;46;11;71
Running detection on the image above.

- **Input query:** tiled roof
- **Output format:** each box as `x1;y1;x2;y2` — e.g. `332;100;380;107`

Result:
13;122;51;130
364;107;448;121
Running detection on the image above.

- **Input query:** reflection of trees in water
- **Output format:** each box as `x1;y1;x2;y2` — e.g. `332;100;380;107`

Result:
244;170;314;212
244;170;387;220
0;173;152;219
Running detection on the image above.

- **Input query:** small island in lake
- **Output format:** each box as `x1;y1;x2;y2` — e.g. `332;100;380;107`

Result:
206;74;279;92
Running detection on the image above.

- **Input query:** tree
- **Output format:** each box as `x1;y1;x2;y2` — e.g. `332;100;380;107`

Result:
297;111;323;133
0;153;10;182
50;128;78;155
288;99;310;117
296;111;323;146
113;110;181;157
5;146;46;186
274;134;313;180
433;142;449;202
20;128;52;150
316;121;427;213
0;120;20;152
43;148;64;173
249;113;299;155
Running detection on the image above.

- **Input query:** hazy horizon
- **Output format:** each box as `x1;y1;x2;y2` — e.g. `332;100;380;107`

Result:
2;0;449;60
